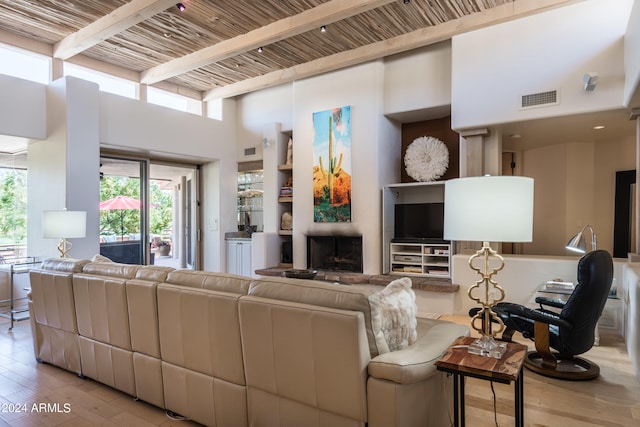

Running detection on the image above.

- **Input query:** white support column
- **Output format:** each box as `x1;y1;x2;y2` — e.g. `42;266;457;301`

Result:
28;77;101;259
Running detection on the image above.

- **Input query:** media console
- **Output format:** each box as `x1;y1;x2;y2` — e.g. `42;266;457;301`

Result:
390;241;451;278
382;181;449;278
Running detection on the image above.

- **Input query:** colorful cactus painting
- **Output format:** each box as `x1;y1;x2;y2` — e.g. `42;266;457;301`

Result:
313;106;352;222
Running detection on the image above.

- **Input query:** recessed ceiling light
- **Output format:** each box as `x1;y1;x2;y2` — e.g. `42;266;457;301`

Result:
257;47;263;53
176;3;185;12
320;25;327;32
593;125;605;130
163;33;172;38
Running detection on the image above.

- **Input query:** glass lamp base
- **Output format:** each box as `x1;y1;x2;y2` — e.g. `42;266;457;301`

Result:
468;335;507;359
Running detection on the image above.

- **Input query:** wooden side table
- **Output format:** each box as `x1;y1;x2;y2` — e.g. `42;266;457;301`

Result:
436;336;527;427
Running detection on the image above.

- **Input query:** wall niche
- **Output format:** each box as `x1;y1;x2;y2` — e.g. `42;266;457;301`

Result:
401;116;460;183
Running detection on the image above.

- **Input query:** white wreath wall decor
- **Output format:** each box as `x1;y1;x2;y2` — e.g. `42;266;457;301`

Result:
404;136;449;182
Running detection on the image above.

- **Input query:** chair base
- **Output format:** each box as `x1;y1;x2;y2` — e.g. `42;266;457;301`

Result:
524;351;600;381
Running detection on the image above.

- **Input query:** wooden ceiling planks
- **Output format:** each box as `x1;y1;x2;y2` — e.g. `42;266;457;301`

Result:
0;0;522;96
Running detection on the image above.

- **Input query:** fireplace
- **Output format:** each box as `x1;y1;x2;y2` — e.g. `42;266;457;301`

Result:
307;235;363;273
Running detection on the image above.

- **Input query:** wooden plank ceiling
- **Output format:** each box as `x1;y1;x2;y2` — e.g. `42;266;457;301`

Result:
0;0;578;100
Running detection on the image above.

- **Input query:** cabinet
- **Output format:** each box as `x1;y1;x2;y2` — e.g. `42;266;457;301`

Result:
237;169;263;232
390;242;451;278
226;240;252;276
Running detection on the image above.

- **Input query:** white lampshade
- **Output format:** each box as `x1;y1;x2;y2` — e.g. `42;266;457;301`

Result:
42;210;87;239
444;176;534;242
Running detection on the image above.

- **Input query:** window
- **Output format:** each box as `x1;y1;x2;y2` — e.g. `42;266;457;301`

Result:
147;86;202;115
0;164;28;258
64;63;137;98
0;44;50;84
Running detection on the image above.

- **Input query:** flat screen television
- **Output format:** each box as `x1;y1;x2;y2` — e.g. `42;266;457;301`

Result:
393;202;445;242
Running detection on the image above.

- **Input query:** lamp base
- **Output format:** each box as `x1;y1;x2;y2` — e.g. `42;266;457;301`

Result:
468;335;507;359
57;238;72;258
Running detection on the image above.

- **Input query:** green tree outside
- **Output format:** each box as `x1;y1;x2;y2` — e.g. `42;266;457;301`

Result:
100;176;172;239
0;168;27;246
0;170;173;250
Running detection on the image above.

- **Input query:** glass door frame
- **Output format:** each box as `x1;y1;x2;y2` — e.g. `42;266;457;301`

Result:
100;152;201;268
99;155;150;265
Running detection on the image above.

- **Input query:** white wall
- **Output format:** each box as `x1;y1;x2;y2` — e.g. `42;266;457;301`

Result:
99;92;237;272
10;74;237;269
624;0;640;107
451;253;625;315
383;41;452;117
236;61;410;274
235;84;294;163
522;136;636;257
451;0;633;130
28;77;100;259
291;61;399;274
0;74;46;140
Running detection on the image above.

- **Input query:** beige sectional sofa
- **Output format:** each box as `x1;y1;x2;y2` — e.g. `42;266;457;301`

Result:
28;258;469;427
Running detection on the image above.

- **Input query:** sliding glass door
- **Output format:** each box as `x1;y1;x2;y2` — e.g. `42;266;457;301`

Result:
100;156;200;269
99;157;147;264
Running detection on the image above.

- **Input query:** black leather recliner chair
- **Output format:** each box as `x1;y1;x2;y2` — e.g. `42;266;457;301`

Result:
489;249;613;380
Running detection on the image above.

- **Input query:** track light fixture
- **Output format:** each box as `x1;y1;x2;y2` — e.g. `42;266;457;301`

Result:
320;25;327;32
176;3;185;12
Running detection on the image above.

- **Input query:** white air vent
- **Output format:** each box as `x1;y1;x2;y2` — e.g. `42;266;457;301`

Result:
244;147;256;156
521;90;559;109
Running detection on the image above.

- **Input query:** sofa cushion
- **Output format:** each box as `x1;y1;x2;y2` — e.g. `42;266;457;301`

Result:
40;257;90;273
135;265;175;282
249;276;395;357
82;261;140;279
370;277;418;352
165;270;251;294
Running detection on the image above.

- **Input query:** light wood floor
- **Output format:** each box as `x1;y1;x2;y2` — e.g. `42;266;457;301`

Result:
0;315;638;426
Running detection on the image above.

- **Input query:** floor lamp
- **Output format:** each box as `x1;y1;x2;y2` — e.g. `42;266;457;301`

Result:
42;210;87;258
444;176;534;358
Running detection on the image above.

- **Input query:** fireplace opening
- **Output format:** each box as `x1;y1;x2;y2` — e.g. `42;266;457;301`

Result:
307;235;363;273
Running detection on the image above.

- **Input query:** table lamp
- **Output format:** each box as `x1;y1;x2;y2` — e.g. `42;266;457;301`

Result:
42;210;87;257
566;224;596;253
444;176;534;358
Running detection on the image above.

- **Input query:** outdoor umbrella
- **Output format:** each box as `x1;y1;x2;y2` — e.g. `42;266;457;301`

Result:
99;195;146;240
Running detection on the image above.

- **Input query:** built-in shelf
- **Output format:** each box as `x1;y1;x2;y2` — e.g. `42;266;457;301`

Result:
390;242;451;278
382;181;447;277
276;129;294;265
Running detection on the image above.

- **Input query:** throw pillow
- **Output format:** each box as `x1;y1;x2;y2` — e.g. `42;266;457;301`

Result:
373;277;418;352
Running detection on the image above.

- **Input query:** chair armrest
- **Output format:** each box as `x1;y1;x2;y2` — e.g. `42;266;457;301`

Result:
498;302;572;329
535;296;565;309
368;319;469;384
